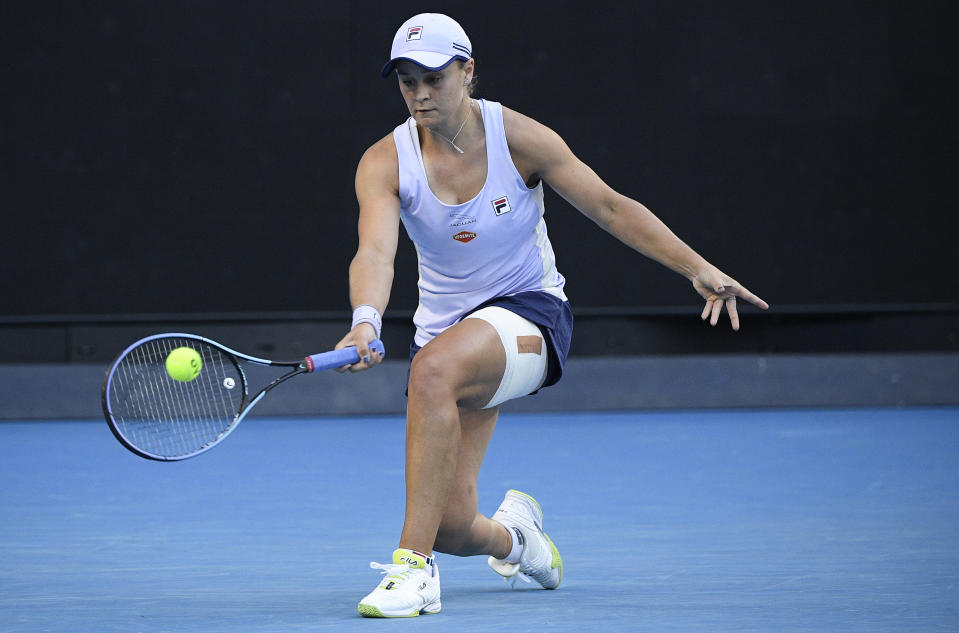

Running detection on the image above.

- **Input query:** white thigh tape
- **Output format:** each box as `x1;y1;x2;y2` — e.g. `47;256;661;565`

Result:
464;306;548;409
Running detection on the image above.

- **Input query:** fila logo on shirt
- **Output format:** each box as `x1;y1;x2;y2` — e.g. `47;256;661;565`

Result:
407;26;423;41
492;195;512;216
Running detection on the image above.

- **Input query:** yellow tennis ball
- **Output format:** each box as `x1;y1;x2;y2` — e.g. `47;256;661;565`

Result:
166;346;202;382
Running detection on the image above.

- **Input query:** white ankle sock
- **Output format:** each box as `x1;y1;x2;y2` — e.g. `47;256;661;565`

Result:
503;525;525;564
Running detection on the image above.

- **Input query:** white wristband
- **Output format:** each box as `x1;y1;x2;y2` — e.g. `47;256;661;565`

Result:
351;304;382;339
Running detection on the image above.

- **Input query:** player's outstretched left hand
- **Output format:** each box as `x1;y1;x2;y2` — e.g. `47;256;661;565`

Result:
691;267;769;331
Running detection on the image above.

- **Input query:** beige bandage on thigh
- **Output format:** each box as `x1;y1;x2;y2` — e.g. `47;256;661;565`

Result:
464;306;548;409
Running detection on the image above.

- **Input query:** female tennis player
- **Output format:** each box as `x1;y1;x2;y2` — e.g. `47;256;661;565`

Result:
336;13;769;617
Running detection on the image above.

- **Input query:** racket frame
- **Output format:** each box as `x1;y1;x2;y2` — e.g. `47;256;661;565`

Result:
103;333;305;461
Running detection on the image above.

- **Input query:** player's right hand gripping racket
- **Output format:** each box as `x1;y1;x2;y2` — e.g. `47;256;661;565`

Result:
101;333;384;461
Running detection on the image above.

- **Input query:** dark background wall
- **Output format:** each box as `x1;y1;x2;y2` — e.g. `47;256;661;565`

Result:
2;1;957;360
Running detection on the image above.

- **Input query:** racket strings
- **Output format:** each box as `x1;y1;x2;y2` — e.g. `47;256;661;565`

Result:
107;338;244;459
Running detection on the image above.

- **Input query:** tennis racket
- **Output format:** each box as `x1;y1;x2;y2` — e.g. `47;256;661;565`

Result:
101;332;384;461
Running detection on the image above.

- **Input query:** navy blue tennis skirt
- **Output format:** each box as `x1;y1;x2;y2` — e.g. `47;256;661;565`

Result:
408;290;574;394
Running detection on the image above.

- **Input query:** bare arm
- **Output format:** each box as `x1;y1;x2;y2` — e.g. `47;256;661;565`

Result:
335;134;401;366
504;107;768;329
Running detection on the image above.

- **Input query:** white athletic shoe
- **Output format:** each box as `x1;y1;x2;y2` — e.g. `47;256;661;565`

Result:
357;548;441;618
487;489;563;589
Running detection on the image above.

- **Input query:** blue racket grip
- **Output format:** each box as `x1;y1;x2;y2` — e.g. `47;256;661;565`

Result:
304;339;385;373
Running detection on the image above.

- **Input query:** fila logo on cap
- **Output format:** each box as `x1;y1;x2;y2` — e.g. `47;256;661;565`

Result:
407;26;422;41
492;196;512;216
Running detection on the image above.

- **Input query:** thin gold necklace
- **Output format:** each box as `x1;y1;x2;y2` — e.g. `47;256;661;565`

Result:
428;99;473;154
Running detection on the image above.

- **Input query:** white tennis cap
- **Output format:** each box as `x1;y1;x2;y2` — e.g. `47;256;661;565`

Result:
380;13;472;78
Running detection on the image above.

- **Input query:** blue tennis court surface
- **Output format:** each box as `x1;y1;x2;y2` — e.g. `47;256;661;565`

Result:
2;407;957;632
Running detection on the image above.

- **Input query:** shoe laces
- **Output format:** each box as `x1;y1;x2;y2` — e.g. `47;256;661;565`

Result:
500;571;533;588
370;561;413;584
490;556;534;588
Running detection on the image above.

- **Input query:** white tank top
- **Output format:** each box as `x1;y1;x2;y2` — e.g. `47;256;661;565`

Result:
393;99;567;347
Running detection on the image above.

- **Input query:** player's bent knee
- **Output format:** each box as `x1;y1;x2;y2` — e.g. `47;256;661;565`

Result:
433;516;473;555
432;528;466;555
464;307;548;409
433;521;485;557
407;347;454;399
433;490;479;555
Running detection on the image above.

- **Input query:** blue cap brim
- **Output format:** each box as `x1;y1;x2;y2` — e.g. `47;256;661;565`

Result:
380;54;468;78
